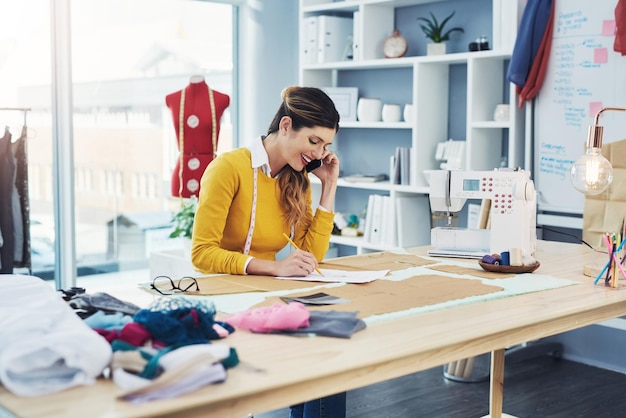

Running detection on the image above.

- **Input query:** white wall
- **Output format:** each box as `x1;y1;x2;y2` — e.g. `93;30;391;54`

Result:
237;0;299;146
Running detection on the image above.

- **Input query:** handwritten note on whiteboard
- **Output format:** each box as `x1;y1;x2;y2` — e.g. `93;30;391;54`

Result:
534;0;626;213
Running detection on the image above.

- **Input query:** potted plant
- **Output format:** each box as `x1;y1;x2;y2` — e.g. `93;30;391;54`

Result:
169;196;198;256
417;11;464;56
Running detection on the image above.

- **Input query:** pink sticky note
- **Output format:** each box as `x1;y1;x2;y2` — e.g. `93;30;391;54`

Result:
590;102;603;117
595;48;608;64
602;20;616;36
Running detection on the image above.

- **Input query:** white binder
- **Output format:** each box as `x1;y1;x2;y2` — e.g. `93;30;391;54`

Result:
381;195;397;247
352;11;361;61
301;16;318;65
317;15;353;64
395;195;430;248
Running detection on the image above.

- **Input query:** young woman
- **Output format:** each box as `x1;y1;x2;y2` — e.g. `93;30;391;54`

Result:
191;86;346;418
191;86;340;278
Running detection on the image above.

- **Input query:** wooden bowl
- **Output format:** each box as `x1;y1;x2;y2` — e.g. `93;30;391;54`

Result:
478;261;541;274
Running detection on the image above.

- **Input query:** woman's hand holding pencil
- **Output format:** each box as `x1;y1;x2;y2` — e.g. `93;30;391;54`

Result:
282;233;324;277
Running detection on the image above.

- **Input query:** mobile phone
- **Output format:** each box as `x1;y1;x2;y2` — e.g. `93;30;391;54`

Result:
305;159;322;172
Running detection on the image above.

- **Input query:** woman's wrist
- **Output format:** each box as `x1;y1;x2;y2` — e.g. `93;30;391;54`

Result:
318;182;337;211
246;258;277;276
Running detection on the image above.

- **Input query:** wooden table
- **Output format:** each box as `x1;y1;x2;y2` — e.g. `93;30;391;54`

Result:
1;240;623;418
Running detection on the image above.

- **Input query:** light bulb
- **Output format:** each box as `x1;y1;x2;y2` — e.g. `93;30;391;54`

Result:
570;147;613;195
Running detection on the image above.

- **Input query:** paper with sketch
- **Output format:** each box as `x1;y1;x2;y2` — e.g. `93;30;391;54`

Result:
275;269;389;284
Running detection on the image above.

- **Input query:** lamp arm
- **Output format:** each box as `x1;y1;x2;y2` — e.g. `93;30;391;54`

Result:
588;107;626;148
593;106;626;125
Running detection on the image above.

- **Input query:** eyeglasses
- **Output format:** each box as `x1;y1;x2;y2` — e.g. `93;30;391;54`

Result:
150;275;199;296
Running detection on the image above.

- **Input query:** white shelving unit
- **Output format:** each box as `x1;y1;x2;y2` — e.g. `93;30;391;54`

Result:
300;0;525;255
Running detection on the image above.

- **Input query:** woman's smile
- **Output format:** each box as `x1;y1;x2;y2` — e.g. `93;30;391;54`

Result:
301;153;313;167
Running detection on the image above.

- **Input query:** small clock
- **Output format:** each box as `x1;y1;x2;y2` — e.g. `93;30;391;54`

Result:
383;29;408;58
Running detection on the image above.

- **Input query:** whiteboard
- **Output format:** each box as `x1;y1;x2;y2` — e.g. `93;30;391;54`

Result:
534;0;626;213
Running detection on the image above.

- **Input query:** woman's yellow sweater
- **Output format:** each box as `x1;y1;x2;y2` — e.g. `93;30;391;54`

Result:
191;147;335;275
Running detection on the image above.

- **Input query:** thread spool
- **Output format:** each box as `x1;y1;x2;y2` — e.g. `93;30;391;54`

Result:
500;251;510;266
510;247;523;266
481;254;500;265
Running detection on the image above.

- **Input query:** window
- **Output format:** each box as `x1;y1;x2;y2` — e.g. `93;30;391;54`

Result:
0;0;235;279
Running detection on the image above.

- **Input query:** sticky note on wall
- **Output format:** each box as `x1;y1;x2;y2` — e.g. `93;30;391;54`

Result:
602;19;616;36
590;101;603;117
594;47;608;64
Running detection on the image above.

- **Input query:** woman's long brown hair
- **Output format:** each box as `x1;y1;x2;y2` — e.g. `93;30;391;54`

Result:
266;86;340;230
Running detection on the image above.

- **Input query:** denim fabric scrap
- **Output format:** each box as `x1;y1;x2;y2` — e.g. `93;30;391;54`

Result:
273;310;366;339
69;292;141;316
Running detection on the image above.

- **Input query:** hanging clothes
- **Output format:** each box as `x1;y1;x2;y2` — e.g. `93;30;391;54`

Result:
615;0;626;55
12;126;30;268
506;0;555;107
516;0;556;106
0;127;15;273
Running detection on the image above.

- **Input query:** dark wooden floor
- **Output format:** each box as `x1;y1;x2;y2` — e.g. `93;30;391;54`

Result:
256;354;626;418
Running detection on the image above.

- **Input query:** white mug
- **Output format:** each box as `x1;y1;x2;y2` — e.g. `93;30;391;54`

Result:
493;104;510;122
382;104;402;123
403;104;414;123
357;98;382;122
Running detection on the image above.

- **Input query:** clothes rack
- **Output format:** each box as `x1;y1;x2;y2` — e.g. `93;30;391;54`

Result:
0;107;31;125
0;107;32;274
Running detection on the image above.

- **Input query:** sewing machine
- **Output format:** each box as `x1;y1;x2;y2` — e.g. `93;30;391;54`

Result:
428;169;537;259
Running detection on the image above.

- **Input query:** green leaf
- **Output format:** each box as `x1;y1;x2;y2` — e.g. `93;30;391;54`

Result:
169;196;198;239
417;10;463;43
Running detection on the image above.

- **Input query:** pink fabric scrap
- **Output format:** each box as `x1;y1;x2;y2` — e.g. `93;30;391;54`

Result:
223;302;310;333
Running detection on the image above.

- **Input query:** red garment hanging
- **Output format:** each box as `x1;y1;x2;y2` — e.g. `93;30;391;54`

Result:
517;0;556;107
615;0;626;55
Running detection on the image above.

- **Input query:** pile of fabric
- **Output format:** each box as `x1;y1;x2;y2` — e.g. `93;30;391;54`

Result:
67;292;239;404
0;275;239;403
0;275;365;402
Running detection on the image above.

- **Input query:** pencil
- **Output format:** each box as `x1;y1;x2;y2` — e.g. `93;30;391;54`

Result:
595;235;626;286
613;234;618;288
282;233;324;276
603;234;612;286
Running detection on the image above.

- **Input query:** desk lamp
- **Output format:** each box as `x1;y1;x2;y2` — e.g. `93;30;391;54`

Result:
570;107;625;195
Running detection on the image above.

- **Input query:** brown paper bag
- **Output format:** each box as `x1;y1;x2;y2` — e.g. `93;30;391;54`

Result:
583;138;626;248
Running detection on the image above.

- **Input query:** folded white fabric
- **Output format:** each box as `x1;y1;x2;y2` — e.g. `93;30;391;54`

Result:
114;343;230;403
0;275;112;396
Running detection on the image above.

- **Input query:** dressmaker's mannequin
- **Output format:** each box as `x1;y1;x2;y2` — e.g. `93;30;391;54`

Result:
166;75;230;197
